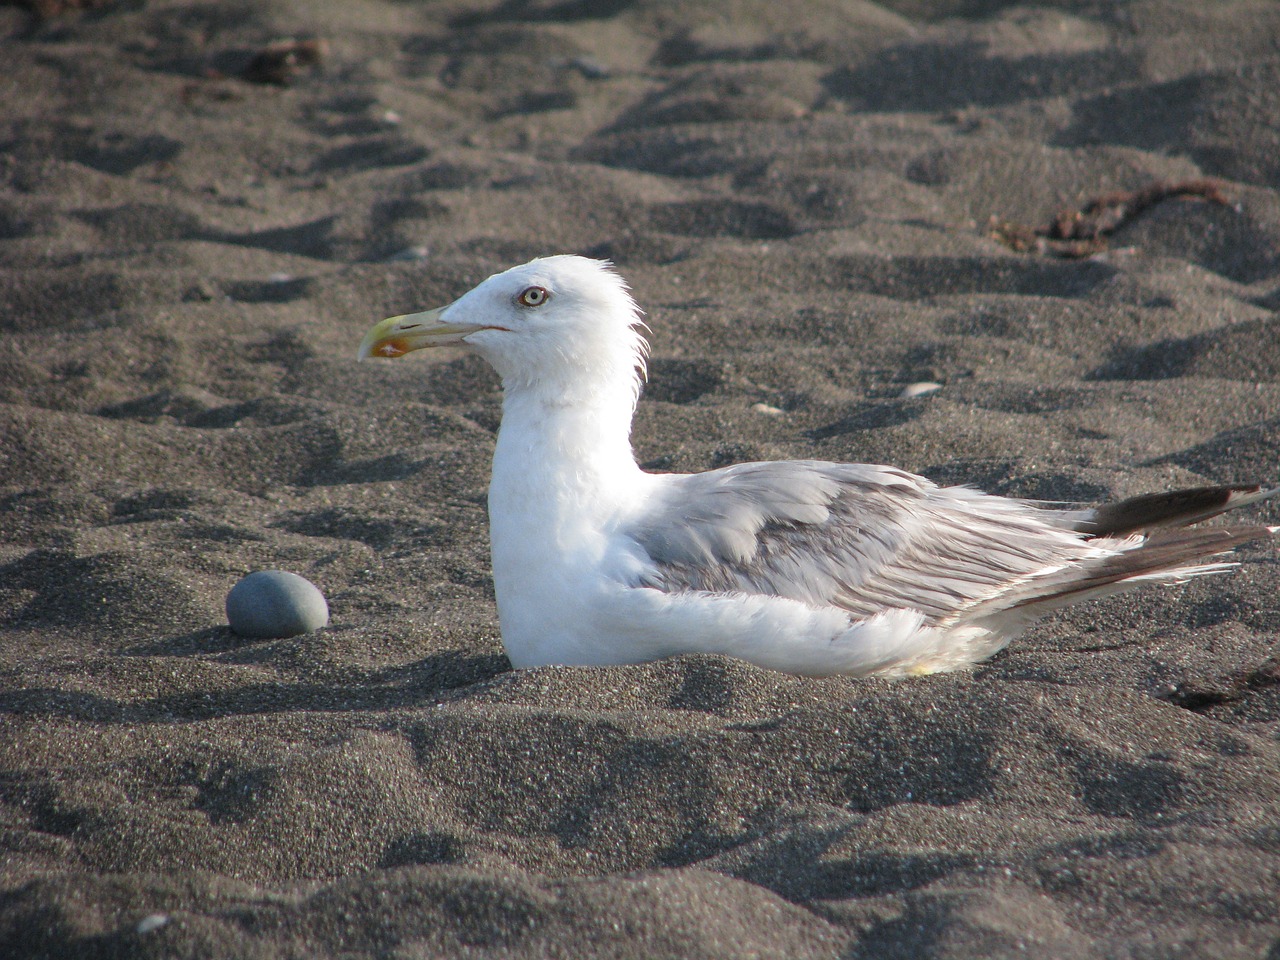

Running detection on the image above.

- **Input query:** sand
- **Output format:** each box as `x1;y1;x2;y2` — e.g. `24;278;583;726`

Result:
2;1;1279;957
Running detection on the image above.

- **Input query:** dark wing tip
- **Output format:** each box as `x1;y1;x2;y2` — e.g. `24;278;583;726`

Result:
1083;484;1272;538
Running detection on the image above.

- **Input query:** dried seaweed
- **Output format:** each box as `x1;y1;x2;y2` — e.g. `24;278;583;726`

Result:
990;178;1233;257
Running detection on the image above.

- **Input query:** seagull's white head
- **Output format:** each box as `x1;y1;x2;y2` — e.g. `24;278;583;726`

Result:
359;255;648;407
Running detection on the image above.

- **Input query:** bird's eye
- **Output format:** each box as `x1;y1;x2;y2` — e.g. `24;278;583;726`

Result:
517;286;549;307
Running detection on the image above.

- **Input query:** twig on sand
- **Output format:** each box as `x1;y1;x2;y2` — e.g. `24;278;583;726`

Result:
989;178;1233;258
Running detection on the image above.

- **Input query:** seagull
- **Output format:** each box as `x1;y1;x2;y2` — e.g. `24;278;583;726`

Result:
359;255;1277;677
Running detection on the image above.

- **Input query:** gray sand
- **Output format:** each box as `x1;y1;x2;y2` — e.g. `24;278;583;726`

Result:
1;1;1278;957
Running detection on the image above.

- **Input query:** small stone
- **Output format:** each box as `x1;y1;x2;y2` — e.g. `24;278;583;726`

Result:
568;56;609;79
136;914;170;935
181;280;217;302
226;570;328;639
386;245;430;262
900;381;942;398
751;402;785;416
241;38;328;86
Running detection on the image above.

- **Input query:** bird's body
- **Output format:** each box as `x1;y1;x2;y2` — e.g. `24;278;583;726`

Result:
360;255;1277;677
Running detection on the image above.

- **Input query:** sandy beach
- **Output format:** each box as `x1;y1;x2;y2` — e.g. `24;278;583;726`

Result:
2;0;1279;956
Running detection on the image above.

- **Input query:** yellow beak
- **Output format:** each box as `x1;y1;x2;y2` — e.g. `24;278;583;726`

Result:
357;305;484;360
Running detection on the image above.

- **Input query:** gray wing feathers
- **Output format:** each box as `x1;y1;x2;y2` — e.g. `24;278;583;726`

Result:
627;461;1097;624
631;462;844;567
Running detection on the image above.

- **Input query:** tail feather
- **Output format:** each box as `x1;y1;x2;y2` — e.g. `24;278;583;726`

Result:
963;524;1277;628
1011;525;1277;614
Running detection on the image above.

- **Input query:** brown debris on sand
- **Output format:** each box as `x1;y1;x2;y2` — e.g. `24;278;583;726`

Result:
990;178;1234;257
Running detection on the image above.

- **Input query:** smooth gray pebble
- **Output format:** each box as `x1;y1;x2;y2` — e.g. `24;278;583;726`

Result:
226;570;329;638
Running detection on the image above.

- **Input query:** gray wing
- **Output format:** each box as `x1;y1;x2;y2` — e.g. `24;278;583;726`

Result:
624;460;1101;626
